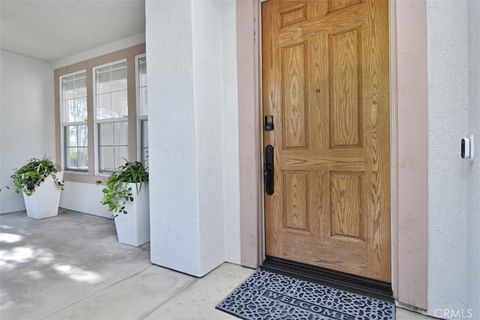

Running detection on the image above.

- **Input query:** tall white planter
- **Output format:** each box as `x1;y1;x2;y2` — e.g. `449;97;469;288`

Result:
114;183;150;246
23;172;63;219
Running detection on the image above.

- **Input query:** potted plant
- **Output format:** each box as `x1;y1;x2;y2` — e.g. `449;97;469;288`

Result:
98;161;149;246
10;157;64;219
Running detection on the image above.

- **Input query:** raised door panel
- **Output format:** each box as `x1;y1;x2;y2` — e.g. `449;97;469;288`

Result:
283;171;309;231
328;0;361;13
329;28;362;148
280;4;308;27
330;171;364;240
282;42;308;149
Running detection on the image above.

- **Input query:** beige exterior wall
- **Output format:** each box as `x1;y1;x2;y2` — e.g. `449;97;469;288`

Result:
237;0;262;268
394;0;428;310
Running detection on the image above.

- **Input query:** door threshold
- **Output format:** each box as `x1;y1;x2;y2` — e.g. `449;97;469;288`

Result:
262;256;393;303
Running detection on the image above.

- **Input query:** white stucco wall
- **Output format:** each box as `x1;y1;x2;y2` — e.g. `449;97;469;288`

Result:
146;0;201;276
59;181;110;218
192;0;231;272
146;0;240;276
467;0;480;314
426;1;478;318
52;33;145;69
0;51;55;214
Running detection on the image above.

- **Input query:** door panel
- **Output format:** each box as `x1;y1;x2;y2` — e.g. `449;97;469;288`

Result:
262;0;390;282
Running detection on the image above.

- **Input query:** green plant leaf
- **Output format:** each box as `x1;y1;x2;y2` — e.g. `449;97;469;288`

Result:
9;156;62;196
99;161;148;216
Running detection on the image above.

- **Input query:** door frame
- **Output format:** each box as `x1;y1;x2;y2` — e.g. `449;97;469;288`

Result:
236;0;428;310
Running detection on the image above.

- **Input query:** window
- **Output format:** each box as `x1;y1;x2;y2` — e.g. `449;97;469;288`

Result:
140;119;148;163
136;55;148;163
94;60;129;173
137;55;148;116
55;44;146;181
61;71;88;171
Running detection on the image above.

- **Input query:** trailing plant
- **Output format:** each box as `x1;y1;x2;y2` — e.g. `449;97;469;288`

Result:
97;161;149;217
8;157;64;196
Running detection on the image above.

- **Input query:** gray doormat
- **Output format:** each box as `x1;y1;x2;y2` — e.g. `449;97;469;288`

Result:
216;269;395;320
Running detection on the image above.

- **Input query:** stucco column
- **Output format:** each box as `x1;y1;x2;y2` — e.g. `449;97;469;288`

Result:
145;0;226;276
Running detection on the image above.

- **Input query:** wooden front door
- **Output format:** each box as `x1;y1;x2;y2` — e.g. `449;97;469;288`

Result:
262;0;390;282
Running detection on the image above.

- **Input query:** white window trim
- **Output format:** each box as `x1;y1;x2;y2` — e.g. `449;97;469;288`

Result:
135;54;148;162
59;70;88;174
92;58;128;175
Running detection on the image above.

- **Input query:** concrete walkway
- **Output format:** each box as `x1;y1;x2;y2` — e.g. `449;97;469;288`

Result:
0;210;433;320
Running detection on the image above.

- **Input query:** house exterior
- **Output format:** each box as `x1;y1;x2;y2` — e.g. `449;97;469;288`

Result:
0;0;479;319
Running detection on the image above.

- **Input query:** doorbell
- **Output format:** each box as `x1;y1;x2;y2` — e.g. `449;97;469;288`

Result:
461;135;474;160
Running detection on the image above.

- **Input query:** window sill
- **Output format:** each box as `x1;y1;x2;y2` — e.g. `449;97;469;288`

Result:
63;172;106;184
64;170;88;175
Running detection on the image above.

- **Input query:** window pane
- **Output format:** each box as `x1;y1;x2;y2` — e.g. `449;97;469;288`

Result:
141;120;149;163
65;147;88;171
98;120;128;173
64;125;88;171
95;61;128;122
74;97;87;122
74;77;86;98
62;71;87;124
99;123;114;146
63;100;73;123
143;120;148;146
111;66;127;91
137;45;148;164
65;126;78;147
96;67;111;94
96;93;112;120
78;125;88;147
65;147;78;169
114;146;128;168
63;98;87;123
138;86;148;116
77;147;88;169
137;56;148;117
111;61;127;71
96;65;111;74
111;90;128;118
114;122;128;145
62;78;75;100
63;74;75;83
138;57;147;87
100;146;115;172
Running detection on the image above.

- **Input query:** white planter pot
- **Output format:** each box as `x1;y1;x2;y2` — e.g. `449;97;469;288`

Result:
114;183;150;246
23;172;63;219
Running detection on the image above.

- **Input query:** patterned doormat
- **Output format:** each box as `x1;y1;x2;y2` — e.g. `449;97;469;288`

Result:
216;269;395;320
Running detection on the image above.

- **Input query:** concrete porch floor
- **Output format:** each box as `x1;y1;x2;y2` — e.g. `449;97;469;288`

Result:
0;210;434;320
